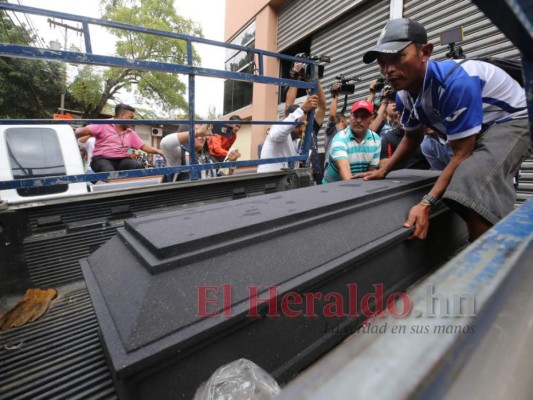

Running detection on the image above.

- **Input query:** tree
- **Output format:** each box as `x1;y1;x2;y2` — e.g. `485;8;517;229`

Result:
68;66;104;116
70;0;203;118
0;11;68;118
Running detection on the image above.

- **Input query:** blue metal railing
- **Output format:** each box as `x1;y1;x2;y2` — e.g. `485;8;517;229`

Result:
0;3;320;189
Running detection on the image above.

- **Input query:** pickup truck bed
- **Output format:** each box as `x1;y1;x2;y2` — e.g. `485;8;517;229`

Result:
0;170;312;399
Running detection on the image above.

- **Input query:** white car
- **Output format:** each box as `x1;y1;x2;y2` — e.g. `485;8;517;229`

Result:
0;124;87;204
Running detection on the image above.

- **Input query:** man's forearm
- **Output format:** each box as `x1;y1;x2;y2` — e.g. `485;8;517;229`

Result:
329;96;338;121
427;156;461;199
427;135;476;199
370;101;387;132
313;83;327;126
141;144;162;155
336;159;352;180
378;158;389;170
285;86;298;108
269;108;304;141
75;127;91;138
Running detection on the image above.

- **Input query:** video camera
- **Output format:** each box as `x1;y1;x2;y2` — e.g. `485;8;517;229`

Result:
330;74;361;97
384;87;397;101
289;53;330;80
373;77;396;100
440;26;466;60
374;77;386;92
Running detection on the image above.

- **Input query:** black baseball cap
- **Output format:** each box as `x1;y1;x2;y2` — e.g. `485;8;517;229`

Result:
363;18;427;64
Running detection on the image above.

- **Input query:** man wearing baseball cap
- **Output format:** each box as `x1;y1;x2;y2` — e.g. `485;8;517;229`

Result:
356;18;530;242
322;99;381;183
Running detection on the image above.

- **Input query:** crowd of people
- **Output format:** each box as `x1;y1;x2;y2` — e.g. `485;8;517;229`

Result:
255;17;529;242
75;105;243;180
74;17;530;242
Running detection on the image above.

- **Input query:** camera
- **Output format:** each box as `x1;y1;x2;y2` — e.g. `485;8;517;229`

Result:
211;122;234;138
289;53;329;80
330;74;361;97
374;77;386;92
374;78;397;100
440;26;466;60
384;86;397;101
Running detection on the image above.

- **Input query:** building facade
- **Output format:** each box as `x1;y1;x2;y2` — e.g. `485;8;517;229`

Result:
223;0;520;160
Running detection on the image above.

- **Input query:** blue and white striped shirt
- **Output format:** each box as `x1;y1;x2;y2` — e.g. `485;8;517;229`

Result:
322;127;381;183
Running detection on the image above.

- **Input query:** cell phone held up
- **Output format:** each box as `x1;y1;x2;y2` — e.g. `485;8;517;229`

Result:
211;122;234;138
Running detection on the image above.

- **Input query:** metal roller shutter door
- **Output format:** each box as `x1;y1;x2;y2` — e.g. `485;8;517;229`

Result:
277;0;368;52
403;0;520;60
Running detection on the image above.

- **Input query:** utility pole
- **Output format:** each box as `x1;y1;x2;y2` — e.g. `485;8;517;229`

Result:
48;19;83;114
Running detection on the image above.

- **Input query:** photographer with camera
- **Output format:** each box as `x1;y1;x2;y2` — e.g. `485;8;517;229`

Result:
257;93;319;173
161;124;240;181
260;59;326;181
368;84;398;136
292;59;327;183
208;114;242;162
367;77;386;109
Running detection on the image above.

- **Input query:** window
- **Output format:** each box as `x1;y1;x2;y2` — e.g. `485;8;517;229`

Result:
6;127;68;196
223;21;256;114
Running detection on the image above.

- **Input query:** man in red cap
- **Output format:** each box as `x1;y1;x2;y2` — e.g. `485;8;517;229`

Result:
322;99;381;183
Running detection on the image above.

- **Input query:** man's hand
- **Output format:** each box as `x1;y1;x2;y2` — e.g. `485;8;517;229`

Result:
195;124;213;137
330;82;341;98
227;149;241;161
74;126;91;139
301;94;319;113
403;203;431;240
352;168;387;180
381;85;392;99
290;62;304;80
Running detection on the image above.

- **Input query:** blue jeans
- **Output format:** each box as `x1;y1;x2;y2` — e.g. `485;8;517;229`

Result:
420;135;452;170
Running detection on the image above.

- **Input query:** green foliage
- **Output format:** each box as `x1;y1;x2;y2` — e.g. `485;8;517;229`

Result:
70;0;203;117
68;66;104;115
0;11;67;118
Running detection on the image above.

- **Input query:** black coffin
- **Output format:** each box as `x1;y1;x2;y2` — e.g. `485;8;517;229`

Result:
81;170;468;399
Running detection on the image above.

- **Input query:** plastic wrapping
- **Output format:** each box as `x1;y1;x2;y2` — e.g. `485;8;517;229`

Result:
193;358;281;400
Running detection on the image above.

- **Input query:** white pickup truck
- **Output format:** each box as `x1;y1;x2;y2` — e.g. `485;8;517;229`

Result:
0;124;87;204
0;124;164;205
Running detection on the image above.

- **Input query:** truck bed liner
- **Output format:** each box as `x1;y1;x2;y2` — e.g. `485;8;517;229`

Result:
0;284;117;400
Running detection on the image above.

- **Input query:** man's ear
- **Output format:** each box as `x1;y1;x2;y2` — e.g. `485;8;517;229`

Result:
420;43;433;62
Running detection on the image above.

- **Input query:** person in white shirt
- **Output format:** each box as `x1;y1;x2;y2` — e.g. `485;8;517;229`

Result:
78;136;95;173
257;94;318;173
161;124;240;181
